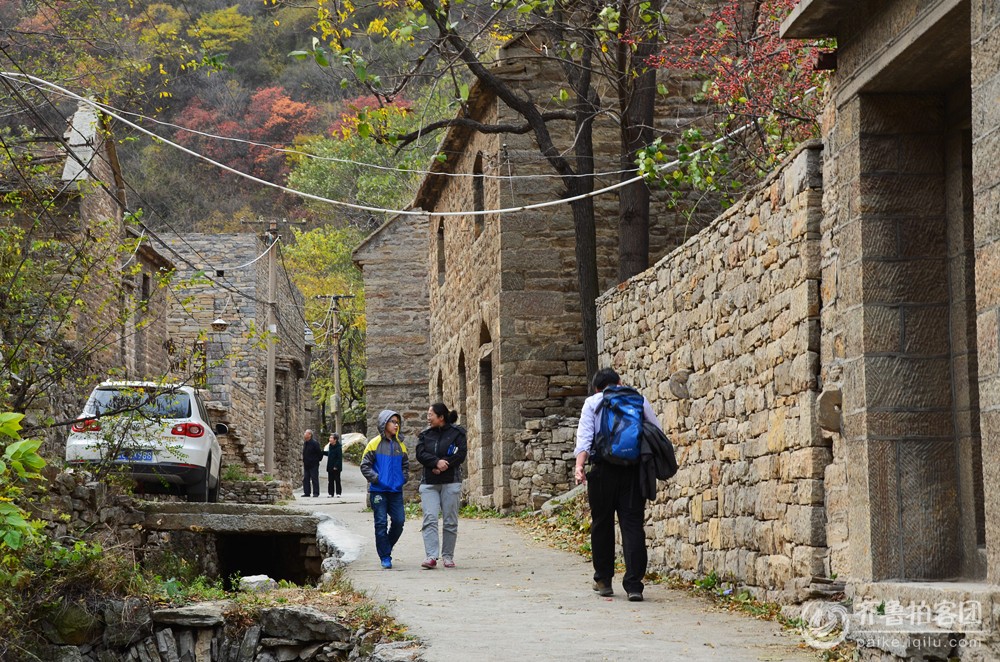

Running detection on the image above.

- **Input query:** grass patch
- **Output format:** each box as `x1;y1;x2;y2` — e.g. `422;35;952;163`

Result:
221;465;275;482
459;503;505;518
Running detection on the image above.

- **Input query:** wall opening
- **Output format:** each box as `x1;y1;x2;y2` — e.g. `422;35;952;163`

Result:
473;152;485;239
437;222;446;286
216;533;322;588
478;354;494;497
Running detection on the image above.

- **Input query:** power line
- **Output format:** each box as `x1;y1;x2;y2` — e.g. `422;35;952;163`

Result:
54;96;637;181
0;71;693;218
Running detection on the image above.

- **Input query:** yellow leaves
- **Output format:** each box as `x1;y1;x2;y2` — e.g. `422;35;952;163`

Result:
366;18;390;36
274;20;280;27
159;63;167;76
489;24;513;41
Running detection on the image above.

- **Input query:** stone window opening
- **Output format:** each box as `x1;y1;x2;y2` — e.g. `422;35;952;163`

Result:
478;353;494;497
435;369;444;403
473;152;485;239
437;222;445;286
478;323;494;498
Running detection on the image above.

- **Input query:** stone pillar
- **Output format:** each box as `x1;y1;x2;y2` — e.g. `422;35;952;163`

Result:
972;0;1000;583
841;94;963;581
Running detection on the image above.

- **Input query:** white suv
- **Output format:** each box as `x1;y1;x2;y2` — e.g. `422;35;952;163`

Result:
65;382;227;502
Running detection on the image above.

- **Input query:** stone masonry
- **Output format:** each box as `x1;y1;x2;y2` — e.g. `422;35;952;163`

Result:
509;416;579;510
163;234;312;487
352;212;431;442
597;143;825;602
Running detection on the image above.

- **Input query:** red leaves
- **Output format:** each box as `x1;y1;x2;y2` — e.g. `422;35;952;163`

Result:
173;86;319;182
653;0;826;139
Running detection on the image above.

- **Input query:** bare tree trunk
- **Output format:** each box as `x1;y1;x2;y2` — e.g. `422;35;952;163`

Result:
617;6;658;283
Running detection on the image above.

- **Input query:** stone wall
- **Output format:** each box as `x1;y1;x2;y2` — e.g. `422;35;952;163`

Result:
972;0;1000;584
595;143;825;601
26;468;147;549
164;234;310;486
353;213;432;445
219;479;292;504
121;242;174;381
509;416;578;511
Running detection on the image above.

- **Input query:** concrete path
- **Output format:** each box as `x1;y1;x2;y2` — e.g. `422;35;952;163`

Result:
289;464;819;662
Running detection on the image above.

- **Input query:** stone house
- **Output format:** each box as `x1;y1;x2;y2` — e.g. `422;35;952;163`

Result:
162;233;314;487
356;28;716;507
1;104;175;456
352;213;432;439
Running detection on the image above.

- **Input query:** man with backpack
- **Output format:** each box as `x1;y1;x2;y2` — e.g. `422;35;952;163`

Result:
574;368;662;602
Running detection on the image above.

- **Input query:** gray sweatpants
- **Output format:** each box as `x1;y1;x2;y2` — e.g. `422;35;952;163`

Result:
419;482;462;559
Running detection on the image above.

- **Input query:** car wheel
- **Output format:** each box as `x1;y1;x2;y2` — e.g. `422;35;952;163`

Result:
208;473;220;503
186;453;211;503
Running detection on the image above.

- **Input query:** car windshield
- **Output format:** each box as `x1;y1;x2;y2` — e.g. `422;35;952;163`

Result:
88;387;191;419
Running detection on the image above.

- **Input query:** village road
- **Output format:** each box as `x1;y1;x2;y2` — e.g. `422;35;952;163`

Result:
289;463;819;662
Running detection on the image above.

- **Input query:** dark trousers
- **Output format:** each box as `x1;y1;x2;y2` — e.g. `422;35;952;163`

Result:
587;463;647;594
303;463;320;496
327;469;342;496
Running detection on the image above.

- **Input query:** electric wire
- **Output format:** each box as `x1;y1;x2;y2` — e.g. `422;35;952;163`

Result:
61;97;637;181
0;72;707;218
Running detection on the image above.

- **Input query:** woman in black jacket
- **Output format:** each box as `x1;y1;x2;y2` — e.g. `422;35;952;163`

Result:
415;403;467;568
325;433;343;497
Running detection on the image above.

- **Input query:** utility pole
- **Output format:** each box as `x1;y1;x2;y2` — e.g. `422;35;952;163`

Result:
317;294;354;438
242;217;305;475
264;220;278;474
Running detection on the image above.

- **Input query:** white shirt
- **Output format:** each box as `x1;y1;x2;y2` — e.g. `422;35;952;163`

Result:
574;389;662;457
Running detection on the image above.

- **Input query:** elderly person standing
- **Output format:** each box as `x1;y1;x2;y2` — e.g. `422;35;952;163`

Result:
302;429;323;497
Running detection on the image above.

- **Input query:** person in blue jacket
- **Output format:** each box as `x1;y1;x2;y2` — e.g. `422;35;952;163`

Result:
360;410;409;569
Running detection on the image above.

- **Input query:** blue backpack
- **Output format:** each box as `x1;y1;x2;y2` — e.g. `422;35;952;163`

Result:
593;385;645;465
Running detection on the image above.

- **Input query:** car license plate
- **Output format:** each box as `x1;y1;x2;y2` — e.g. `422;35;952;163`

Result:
117;450;154;462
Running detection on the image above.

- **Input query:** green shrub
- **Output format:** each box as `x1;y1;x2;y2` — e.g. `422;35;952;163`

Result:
343;442;364;464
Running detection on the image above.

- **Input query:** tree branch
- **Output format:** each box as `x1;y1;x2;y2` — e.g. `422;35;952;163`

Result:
392;111;576;148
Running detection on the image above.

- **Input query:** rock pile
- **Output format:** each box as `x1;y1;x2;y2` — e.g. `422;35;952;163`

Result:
41;600;426;662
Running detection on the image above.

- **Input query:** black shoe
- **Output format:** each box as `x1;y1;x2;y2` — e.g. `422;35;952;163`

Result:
627;592;643;602
593;580;613;597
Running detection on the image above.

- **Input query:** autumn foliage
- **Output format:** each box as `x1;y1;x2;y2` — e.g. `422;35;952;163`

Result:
329;96;413;140
174;86;319;182
654;0;829;165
